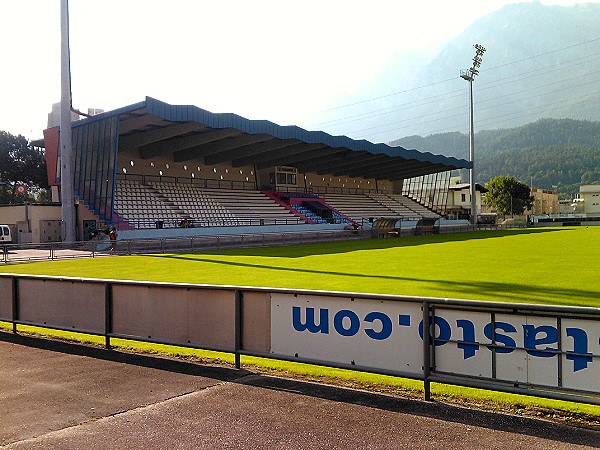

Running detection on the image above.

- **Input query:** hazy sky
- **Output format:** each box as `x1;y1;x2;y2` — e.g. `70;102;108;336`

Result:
1;0;597;140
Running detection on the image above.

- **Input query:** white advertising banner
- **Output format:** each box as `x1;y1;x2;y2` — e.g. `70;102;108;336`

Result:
271;294;424;375
561;318;600;391
271;294;600;394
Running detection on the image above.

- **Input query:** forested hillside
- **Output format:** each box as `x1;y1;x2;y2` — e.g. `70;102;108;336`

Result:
391;119;600;198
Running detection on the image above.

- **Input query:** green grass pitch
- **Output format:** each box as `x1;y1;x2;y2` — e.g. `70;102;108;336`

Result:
3;227;599;307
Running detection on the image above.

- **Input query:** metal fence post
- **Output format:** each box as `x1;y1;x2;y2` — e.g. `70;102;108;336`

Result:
557;317;563;387
11;277;19;334
234;289;243;369
490;312;497;379
422;300;432;401
105;282;113;349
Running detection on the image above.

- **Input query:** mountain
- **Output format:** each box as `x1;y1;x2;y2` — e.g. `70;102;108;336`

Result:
318;2;600;144
391;118;600;198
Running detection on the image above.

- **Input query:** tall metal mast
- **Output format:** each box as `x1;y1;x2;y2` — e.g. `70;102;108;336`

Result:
60;0;76;241
460;43;486;225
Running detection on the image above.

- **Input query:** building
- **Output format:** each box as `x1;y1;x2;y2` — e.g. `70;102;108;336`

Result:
0;203;62;243
526;188;559;215
13;97;471;243
446;183;487;220
576;185;600;214
530;185;600;226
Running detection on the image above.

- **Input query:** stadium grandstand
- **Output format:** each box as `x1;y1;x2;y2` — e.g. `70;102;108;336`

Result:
39;97;470;241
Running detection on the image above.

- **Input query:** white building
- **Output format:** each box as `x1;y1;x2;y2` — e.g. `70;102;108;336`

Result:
446;183;487;220
576;185;600;214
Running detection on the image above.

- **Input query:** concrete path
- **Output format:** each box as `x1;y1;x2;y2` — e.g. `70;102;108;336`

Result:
1;332;598;449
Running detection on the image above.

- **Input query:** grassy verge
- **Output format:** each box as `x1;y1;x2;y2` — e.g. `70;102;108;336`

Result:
3;322;599;430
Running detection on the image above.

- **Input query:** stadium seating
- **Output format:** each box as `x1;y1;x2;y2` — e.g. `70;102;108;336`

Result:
289;202;328;224
117;180;299;228
114;179;440;230
387;194;441;219
202;188;300;225
149;182;237;226
115;180;184;228
320;193;396;223
367;193;440;220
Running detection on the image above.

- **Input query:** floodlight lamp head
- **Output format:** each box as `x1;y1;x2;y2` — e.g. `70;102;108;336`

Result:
475;44;486;53
460;69;474;81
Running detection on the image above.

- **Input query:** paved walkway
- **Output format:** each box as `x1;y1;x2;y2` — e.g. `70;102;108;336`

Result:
1;332;598;449
1;247;107;264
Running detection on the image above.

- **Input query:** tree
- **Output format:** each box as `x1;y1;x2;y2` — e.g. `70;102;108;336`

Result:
0;130;49;204
484;176;533;217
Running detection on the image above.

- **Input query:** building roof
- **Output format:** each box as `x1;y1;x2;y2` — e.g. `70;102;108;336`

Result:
72;97;471;181
579;185;600;193
448;182;488;193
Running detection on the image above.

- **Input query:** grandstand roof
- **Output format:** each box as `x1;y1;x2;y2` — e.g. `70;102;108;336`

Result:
75;97;471;181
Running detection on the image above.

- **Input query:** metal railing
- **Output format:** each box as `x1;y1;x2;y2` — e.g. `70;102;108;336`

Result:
1;240;108;264
1;224;534;264
113;216;307;230
118;173;257;191
1;229;371;264
1;274;599;405
117;173;393;196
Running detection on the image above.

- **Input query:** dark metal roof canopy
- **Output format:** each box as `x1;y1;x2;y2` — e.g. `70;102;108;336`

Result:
75;97;471;180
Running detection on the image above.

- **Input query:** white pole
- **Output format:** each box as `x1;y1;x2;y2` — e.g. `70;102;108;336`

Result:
468;78;477;225
461;44;486;226
60;0;76;242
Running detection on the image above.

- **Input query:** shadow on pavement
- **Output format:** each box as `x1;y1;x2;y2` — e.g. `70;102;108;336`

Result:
2;331;598;448
0;330;246;382
242;375;600;448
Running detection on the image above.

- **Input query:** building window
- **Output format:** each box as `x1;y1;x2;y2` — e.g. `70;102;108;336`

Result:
461;193;466;202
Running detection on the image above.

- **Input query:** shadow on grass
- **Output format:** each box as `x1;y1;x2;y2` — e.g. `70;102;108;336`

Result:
2;332;598;447
199;227;571;258
149;253;599;306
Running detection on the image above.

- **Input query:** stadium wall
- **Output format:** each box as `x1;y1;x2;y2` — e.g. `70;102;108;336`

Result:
117;223;346;241
116;150;396;193
118;152;256;185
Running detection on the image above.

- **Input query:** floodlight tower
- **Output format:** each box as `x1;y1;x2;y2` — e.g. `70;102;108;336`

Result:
461;43;486;225
60;0;76;242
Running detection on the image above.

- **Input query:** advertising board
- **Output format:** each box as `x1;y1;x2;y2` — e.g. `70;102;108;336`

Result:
271;294;423;375
271;294;600;394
